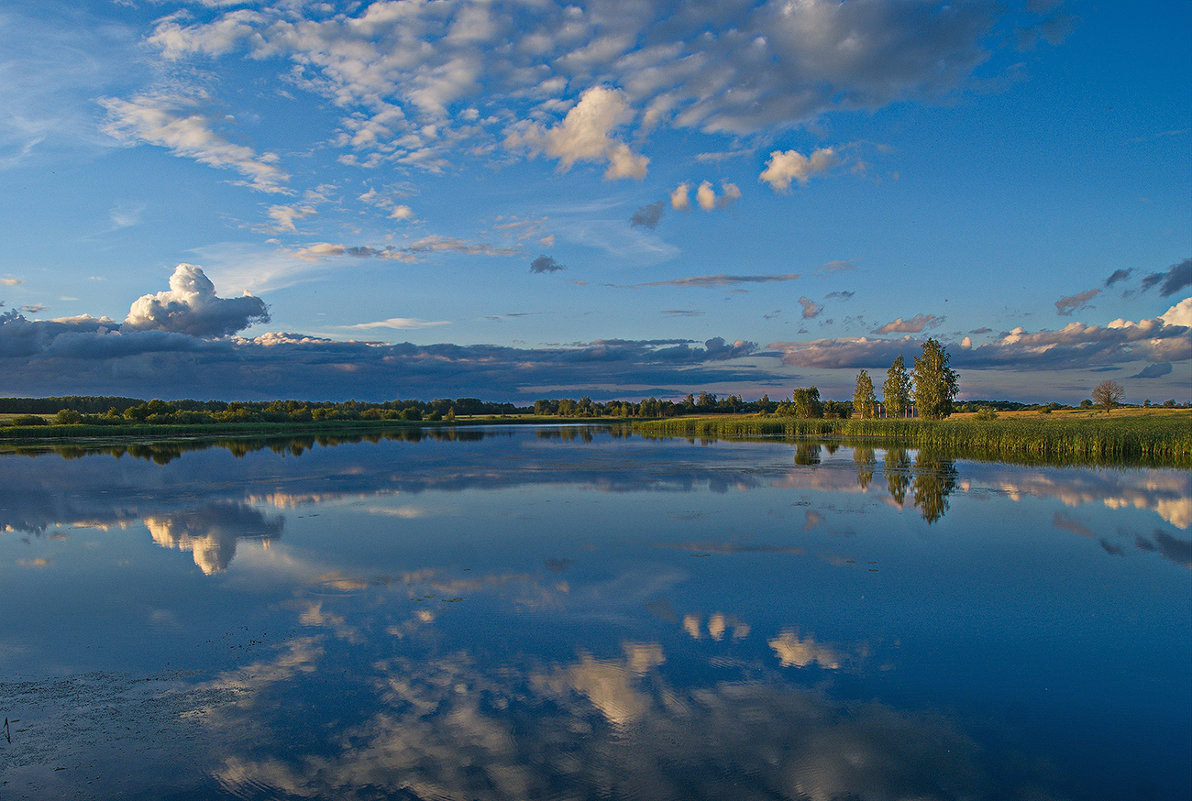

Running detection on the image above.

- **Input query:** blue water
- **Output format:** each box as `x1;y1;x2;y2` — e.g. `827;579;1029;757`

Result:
1;426;1188;800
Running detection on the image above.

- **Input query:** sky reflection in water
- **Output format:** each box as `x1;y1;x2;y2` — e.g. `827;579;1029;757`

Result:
1;426;1189;801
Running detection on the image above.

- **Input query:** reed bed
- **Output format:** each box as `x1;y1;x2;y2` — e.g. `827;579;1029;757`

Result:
633;413;1192;467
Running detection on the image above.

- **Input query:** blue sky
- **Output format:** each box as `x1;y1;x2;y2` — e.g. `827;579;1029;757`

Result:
0;0;1188;403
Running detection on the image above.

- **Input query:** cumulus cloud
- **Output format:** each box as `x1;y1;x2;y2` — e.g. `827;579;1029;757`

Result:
694;180;742;211
630;201;665;229
1141;258;1192;297
874;314;943;334
670;182;691;211
100;92;288;193
759;147;839;191
1055;288;1099;316
1160;297;1192;327
509;86;648;179
124;263;269;337
798;297;823;319
530;255;566;273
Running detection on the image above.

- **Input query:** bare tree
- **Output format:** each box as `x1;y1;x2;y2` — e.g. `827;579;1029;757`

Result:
1091;380;1125;413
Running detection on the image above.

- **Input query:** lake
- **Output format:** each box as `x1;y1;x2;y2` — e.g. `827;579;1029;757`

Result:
1;425;1189;801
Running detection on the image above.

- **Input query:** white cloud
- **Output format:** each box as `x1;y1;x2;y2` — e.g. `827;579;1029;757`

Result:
124;263;270;337
100;92;289;193
119;0;1016;188
670;182;690;211
1160;297;1192;328
268;204;316;232
339;318;450;331
694;179;742;211
759;147;839;191
509;86;648;179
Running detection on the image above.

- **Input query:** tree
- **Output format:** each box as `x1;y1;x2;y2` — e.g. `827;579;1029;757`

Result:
1091;380;1125;413
852;370;876;419
791;387;823;419
911;339;959;420
883;355;912;418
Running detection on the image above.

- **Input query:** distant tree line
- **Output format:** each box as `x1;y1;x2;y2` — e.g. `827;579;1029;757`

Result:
0;396;525;426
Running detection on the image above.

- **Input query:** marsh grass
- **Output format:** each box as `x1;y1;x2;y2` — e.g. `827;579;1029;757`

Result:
633;411;1192;467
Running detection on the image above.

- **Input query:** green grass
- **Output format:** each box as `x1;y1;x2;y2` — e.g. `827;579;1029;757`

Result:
632;412;1192;467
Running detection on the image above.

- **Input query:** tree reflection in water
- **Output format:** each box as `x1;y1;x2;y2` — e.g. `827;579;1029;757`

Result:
884;447;912;507
853;446;876;490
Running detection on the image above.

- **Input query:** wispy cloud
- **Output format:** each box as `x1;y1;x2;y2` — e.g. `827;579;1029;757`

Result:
873;314;943;334
629;201;665;230
100;92;289;193
634;273;801;289
1141;258;1192;297
1055;288;1099;316
798;297;823;319
1104;268;1133;287
294;237;518;263
338;318;450;331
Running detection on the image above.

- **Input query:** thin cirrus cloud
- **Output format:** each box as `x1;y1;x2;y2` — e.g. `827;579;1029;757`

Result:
338;318;450;331
633;273;802;289
294;237;518;263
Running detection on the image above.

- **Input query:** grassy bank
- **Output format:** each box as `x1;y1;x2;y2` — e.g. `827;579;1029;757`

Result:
632;409;1192;467
0;415;614;443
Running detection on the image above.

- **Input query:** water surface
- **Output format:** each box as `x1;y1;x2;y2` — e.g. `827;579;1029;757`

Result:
1;426;1189;800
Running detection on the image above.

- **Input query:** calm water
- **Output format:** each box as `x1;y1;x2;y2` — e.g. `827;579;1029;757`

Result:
1;426;1189;801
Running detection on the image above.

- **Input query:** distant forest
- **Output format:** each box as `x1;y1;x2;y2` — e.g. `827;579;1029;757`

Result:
2;393;1181;427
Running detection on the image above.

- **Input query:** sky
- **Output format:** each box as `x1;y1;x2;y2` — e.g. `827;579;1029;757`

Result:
0;0;1189;404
